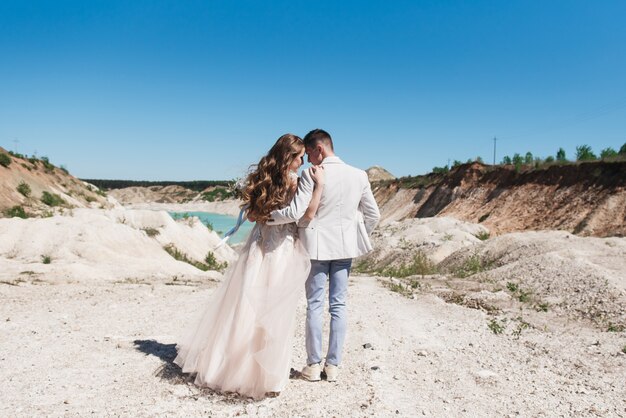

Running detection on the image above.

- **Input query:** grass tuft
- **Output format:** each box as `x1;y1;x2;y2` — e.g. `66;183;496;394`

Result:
475;231;490;241
163;244;227;272
381;251;436;278
17;182;31;197
5;205;28;219
0;153;11;167
142;227;160;237
454;254;490;278
41;191;66;207
488;318;506;335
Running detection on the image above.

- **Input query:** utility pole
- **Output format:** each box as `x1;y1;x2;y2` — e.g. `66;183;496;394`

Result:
493;137;497;165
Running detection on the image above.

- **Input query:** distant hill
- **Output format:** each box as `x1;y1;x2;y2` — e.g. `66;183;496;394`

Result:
81;179;232;192
366;166;395;182
0;147;112;217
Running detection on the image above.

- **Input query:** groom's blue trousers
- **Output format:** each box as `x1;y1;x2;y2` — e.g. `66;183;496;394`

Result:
305;258;352;366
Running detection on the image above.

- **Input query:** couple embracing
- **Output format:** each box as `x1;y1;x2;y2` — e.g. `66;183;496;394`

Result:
174;129;380;399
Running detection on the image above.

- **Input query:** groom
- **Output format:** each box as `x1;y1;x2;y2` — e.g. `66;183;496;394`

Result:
268;129;380;382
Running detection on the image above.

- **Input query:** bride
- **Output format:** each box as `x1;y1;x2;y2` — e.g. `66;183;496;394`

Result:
174;133;324;399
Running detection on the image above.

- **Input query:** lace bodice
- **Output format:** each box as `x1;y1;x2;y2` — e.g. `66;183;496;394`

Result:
252;222;298;254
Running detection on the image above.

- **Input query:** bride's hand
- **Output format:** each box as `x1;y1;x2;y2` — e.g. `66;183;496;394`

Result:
309;165;325;186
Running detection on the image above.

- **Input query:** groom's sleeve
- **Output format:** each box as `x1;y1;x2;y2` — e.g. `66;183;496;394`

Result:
266;169;315;225
358;171;380;235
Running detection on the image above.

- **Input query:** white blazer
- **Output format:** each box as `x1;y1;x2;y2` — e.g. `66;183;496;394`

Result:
268;156;380;261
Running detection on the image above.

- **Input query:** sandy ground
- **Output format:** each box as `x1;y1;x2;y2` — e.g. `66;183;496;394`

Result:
1;211;625;417
1;274;625;417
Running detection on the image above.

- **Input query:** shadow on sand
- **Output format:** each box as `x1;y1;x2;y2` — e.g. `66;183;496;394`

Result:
133;339;190;384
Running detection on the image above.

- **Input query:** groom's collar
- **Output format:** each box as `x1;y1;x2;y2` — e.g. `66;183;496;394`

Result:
321;156;342;164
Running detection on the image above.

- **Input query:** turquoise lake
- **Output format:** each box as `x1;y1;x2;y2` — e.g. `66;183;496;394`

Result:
168;211;255;245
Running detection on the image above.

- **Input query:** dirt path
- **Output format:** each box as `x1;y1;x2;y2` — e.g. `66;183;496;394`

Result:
1;276;624;417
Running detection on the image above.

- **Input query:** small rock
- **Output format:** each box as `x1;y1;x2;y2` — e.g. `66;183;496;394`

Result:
475;369;499;381
371;366;380;371
417;350;428;357
363;343;372;349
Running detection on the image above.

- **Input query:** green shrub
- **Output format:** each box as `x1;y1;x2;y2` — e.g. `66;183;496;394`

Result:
41;255;51;264
8;151;25;159
201;187;235;202
524;152;533;164
381;251;436;278
0;153;11;167
40;156;54;171
5;205;28;219
142;227;160;237
488;318;505;334
454;254;490;278
17;182;31;197
475;231;490;241
607;323;625;332
536;302;549;312
163;244;227;272
506;282;519;292
556;147;567;162
205;251;228;272
41;191;65;207
576;145;597;161
619;143;626;155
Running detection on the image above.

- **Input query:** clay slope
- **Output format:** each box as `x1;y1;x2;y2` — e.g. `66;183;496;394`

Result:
0;147;113;216
373;161;626;237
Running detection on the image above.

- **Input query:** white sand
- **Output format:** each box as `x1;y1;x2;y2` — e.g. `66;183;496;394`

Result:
1;213;625;416
0;208;236;283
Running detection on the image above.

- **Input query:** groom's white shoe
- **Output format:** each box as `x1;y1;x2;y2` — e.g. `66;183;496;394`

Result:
301;363;322;381
323;363;339;382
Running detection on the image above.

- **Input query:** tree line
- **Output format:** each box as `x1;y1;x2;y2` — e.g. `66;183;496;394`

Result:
81;179;233;191
431;142;626;174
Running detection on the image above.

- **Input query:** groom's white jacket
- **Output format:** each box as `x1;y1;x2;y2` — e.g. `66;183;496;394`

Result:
268;156;380;261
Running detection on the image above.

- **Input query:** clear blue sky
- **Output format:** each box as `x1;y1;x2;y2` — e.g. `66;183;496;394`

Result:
1;1;625;180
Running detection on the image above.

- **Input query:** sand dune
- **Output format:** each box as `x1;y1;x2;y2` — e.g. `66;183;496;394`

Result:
0;208;236;284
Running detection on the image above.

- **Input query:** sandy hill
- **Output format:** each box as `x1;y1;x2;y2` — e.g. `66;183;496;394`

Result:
0;147;113;217
366;165;395;182
108;185;198;204
372;161;626;237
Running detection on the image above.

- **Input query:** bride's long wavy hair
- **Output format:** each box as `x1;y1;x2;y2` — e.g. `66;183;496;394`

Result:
241;133;304;223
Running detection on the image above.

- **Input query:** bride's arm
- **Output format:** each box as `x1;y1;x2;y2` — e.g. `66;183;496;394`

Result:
266;169;314;225
301;166;325;222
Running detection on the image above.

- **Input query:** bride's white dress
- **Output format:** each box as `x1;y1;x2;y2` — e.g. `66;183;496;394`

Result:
174;219;311;399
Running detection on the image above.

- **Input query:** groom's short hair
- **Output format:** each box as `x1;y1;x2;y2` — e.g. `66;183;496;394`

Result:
304;129;334;151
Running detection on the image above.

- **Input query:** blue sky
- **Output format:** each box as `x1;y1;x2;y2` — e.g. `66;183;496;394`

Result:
1;1;625;180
